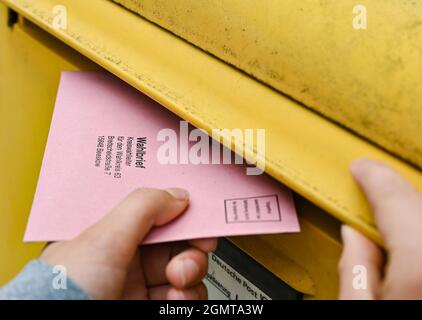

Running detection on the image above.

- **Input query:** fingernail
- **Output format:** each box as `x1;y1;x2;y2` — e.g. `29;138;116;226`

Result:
166;188;189;201
341;225;353;244
176;259;199;287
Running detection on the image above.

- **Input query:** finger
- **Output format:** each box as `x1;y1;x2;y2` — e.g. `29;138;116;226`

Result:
338;225;384;300
141;240;216;287
166;248;209;289
188;238;218;252
78;188;189;268
350;158;422;250
148;283;208;300
148;284;173;300
167;283;208;300
121;250;148;300
140;242;188;287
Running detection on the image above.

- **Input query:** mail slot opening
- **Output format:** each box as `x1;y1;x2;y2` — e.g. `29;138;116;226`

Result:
7;8;18;28
205;238;303;300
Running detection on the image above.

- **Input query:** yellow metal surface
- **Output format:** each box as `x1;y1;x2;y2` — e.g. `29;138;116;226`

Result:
115;0;422;171
0;4;97;284
0;3;342;298
0;0;420;299
3;0;422;246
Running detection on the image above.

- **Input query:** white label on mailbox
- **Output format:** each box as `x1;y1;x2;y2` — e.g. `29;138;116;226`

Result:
204;252;271;300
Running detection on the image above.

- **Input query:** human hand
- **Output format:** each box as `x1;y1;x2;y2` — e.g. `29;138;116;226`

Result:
339;158;422;299
40;188;217;300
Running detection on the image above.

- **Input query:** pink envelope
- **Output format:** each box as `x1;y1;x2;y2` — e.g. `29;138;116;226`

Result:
24;72;300;244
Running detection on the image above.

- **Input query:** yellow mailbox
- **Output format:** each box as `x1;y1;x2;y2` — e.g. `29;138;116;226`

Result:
1;0;421;299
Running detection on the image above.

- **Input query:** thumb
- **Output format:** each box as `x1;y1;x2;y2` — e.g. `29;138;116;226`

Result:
350;158;422;251
338;225;384;300
78;188;189;267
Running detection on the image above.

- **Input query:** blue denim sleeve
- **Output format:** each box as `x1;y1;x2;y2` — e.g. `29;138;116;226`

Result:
0;260;90;300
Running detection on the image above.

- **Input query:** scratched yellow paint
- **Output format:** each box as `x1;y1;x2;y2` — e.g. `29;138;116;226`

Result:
115;0;422;170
